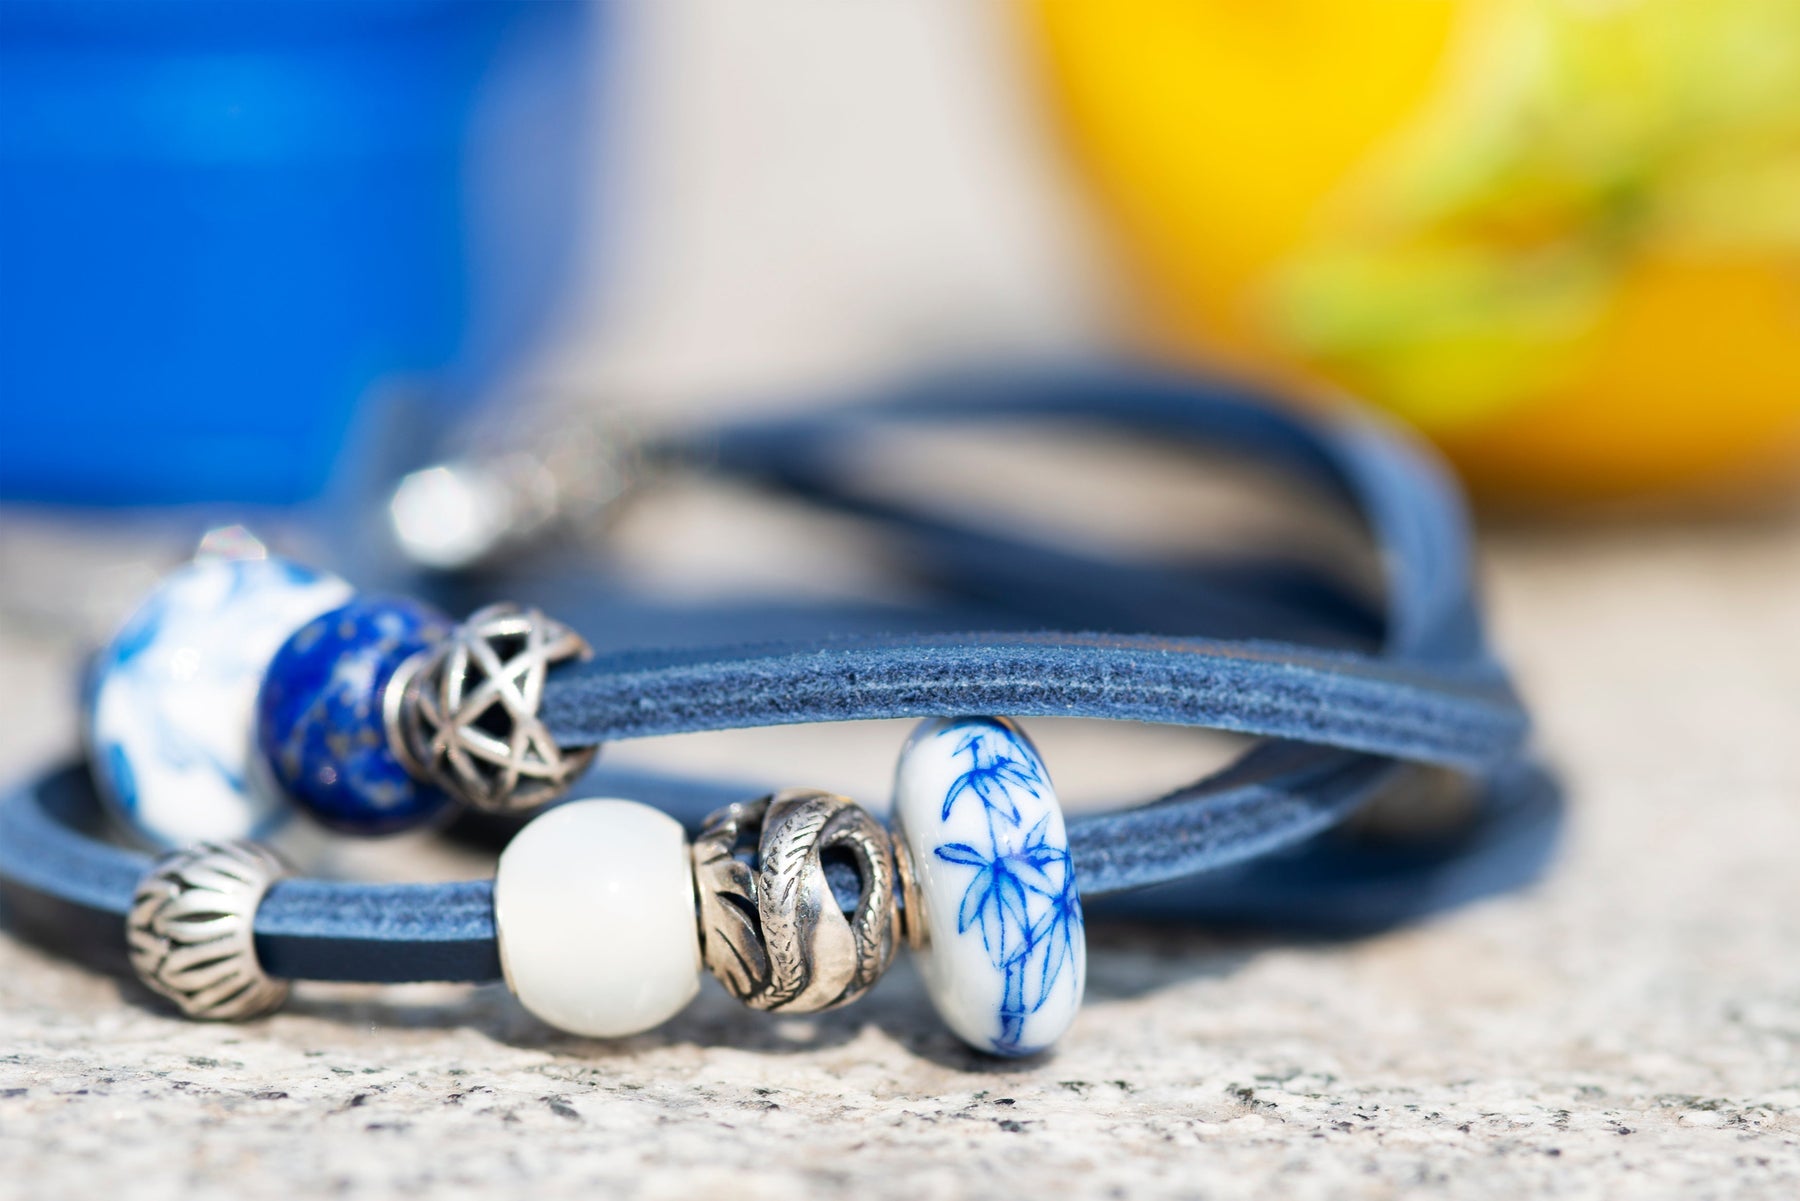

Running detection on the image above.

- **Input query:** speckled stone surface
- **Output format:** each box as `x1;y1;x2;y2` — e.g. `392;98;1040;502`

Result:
2;505;1797;1201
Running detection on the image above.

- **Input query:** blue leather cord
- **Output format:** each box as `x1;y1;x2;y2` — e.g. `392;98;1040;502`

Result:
544;630;1522;768
700;366;1490;669
0;365;1561;984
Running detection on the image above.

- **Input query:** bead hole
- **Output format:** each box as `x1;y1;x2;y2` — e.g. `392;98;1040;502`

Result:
819;845;864;915
729;821;759;864
470;698;514;743
487;632;530;663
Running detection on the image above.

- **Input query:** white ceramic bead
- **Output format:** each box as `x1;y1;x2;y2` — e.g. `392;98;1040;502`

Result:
893;716;1085;1056
494;799;702;1038
87;556;353;847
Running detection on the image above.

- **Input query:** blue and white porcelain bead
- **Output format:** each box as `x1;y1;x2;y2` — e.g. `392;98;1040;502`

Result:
892;716;1086;1056
88;556;354;847
256;596;455;835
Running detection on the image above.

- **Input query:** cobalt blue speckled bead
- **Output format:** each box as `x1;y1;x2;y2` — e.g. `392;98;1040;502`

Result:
256;596;455;835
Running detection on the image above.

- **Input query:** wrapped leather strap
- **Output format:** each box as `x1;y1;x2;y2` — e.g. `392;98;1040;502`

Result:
0;366;1560;983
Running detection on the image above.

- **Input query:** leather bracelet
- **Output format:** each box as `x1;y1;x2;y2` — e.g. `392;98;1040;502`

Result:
0;365;1560;1055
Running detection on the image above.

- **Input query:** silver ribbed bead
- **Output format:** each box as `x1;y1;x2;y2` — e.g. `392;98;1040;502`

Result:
692;789;898;1013
386;602;597;814
126;841;289;1020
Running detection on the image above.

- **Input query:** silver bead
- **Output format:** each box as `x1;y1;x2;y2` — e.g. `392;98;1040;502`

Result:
386;602;598;814
387;404;649;573
891;832;931;952
693;789;898;1013
126;841;289;1020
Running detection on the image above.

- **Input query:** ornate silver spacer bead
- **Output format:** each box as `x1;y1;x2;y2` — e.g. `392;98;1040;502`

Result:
386;602;597;814
693;789;899;1013
126;841;289;1021
890;831;931;953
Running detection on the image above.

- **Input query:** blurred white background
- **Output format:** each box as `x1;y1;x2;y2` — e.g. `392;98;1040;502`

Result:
527;1;1110;410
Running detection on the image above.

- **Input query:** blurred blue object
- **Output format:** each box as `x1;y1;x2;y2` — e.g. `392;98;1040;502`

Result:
0;0;597;506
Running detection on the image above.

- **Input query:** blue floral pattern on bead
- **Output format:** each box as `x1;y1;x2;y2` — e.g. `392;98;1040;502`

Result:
87;555;352;846
925;721;1084;1053
257;596;454;835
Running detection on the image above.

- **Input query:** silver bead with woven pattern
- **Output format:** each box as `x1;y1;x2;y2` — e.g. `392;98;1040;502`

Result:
692;789;898;1013
387;602;598;814
126;841;289;1020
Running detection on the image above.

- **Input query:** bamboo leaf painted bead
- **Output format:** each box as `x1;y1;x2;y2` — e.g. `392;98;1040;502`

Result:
256;596;455;835
893;717;1086;1056
494;799;702;1038
88;556;353;846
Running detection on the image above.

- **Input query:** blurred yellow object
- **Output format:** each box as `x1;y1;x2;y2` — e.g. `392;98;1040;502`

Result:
1029;0;1800;499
